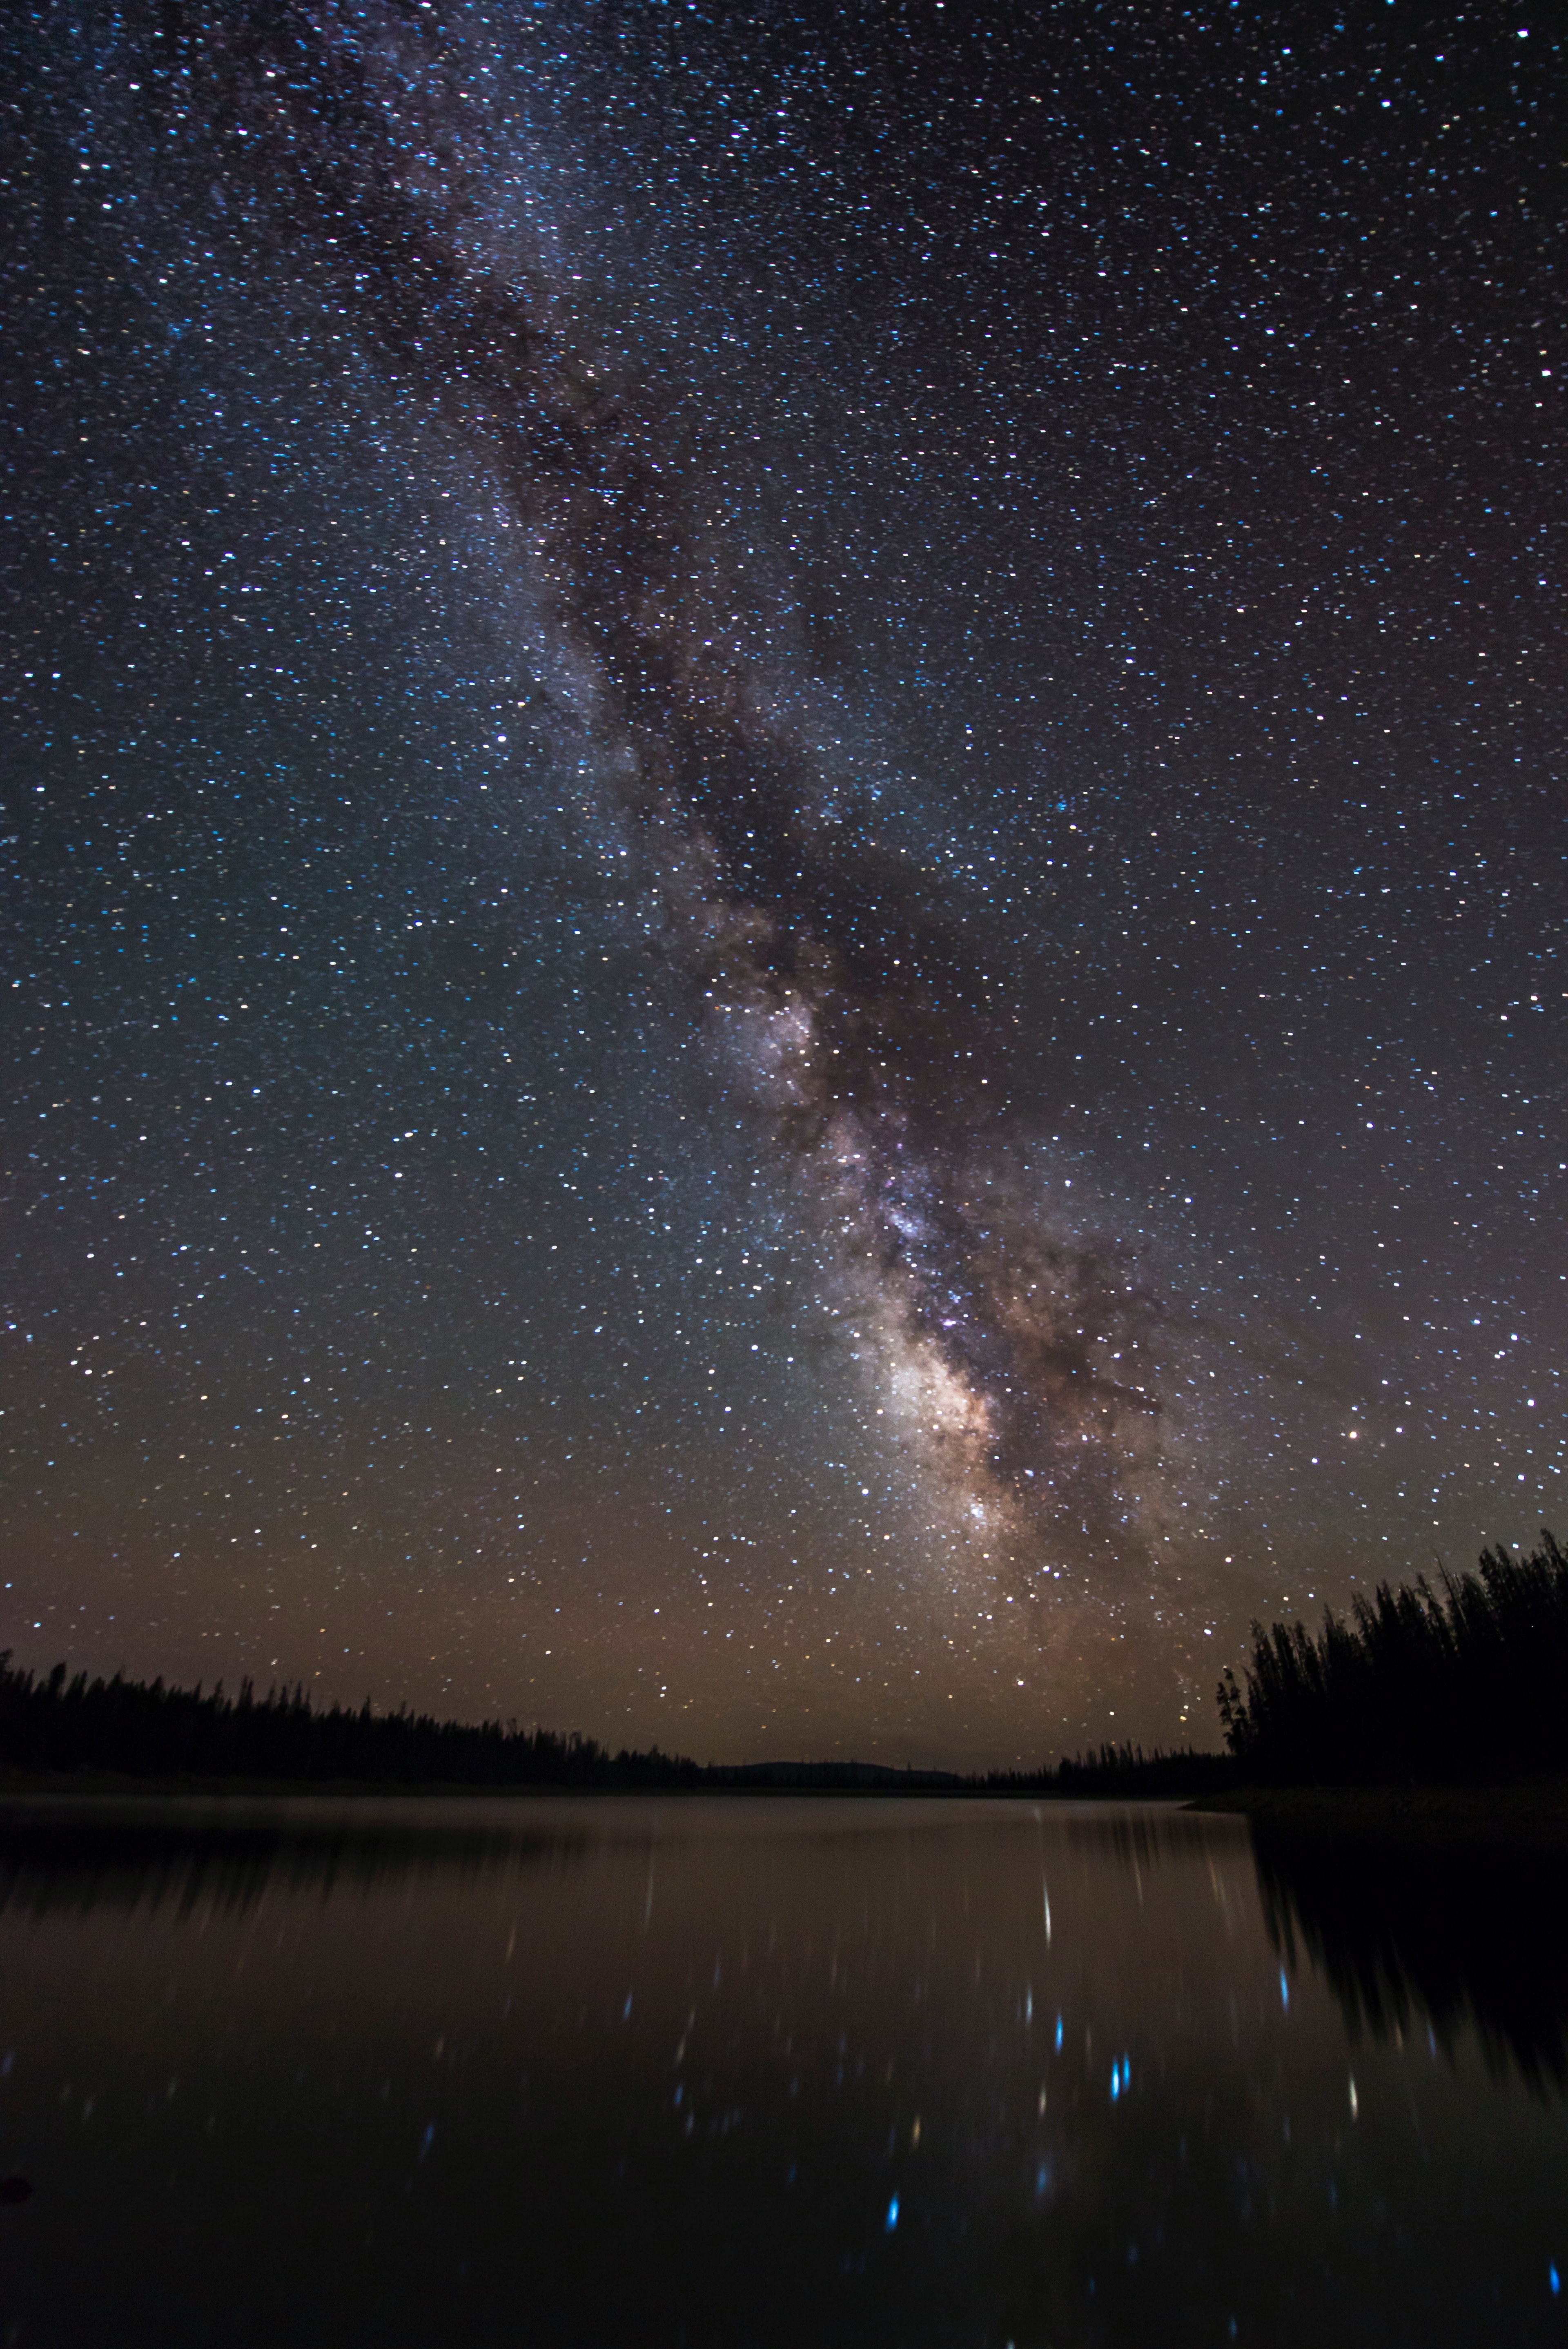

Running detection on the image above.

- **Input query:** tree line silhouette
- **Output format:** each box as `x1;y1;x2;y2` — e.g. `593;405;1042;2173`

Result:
27;1526;1561;1795
1218;1531;1568;1783
0;1658;703;1788
0;1650;1233;1794
980;1744;1236;1797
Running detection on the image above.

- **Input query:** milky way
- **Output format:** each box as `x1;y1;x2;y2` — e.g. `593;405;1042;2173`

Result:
3;0;1562;1761
216;0;1176;1594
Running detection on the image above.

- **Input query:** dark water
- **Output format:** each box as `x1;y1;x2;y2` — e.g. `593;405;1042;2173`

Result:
0;1796;1564;2348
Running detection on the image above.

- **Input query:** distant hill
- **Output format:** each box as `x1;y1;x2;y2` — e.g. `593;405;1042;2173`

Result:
707;1761;965;1790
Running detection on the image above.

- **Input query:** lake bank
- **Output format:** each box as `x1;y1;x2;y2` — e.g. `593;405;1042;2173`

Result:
1190;1779;1568;1845
0;1765;1214;1801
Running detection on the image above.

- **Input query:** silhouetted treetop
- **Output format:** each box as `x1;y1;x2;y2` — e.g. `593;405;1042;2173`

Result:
1218;1531;1568;1784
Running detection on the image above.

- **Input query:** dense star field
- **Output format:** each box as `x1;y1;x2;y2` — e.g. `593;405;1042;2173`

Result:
2;1;1562;1765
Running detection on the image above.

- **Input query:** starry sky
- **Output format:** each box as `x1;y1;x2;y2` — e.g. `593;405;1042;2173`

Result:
2;0;1562;1767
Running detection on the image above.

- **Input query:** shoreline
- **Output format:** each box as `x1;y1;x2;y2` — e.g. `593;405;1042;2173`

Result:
7;1773;1565;1834
0;1770;1198;1803
1188;1780;1568;1843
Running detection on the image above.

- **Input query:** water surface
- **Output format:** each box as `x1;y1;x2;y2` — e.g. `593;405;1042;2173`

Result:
0;1794;1561;2347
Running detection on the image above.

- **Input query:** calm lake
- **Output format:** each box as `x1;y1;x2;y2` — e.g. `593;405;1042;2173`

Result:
0;1794;1562;2347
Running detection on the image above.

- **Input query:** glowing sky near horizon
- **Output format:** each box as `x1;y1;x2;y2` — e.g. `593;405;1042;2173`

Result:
2;0;1562;1765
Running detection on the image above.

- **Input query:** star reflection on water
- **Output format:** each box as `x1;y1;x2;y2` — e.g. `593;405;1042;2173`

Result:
0;1794;1561;2349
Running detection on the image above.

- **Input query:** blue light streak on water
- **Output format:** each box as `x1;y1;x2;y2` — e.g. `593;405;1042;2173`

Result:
885;2196;900;2233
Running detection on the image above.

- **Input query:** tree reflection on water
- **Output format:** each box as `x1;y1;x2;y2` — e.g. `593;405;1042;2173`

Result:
0;1799;582;1918
1253;1813;1568;2093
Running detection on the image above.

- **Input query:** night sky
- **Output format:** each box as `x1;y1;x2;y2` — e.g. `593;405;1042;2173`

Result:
3;0;1561;1766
